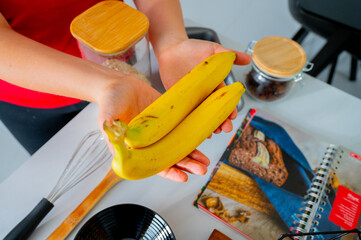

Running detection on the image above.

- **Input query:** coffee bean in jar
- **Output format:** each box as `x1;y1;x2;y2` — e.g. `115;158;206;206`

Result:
244;36;312;102
245;67;295;101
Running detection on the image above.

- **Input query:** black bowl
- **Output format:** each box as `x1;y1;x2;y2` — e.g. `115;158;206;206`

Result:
75;204;176;240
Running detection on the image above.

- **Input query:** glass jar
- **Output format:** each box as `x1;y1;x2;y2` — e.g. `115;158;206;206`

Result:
243;37;313;102
70;1;151;83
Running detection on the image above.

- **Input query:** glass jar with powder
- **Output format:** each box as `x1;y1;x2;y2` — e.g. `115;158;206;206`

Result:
70;1;151;84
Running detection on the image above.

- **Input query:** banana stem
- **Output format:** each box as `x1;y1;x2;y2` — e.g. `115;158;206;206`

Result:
103;121;130;176
103;121;128;144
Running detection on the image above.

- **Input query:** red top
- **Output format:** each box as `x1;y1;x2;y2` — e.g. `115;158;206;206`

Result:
0;0;101;108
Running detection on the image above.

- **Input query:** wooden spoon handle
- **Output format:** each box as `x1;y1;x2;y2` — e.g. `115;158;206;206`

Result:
47;168;122;240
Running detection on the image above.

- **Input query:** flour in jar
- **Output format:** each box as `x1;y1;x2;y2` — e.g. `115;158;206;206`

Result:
102;59;151;86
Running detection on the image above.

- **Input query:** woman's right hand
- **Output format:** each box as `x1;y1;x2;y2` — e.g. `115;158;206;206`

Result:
97;73;210;182
96;73;160;132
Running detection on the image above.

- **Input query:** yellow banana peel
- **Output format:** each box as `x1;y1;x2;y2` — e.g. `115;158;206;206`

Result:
125;52;236;148
104;82;245;180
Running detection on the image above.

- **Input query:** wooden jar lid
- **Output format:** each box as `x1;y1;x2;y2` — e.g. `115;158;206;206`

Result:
252;36;306;77
70;1;149;56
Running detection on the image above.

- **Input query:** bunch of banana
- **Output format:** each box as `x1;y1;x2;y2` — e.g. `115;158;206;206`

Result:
104;52;246;180
125;52;236;148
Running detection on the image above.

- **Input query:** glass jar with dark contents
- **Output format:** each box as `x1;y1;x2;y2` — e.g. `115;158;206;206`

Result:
244;37;313;102
246;64;299;101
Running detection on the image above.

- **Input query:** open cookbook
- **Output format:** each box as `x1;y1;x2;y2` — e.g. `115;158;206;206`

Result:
194;109;361;240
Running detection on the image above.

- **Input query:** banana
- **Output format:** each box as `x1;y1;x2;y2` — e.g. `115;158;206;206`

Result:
125;52;236;148
253;129;265;141
253;142;270;168
104;82;245;180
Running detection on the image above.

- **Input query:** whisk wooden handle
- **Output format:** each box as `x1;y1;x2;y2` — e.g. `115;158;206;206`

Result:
47;168;122;240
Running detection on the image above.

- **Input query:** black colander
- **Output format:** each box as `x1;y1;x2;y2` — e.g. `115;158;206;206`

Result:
75;204;176;240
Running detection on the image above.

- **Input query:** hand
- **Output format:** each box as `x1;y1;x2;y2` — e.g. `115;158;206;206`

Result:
97;72;209;182
97;73;160;130
157;38;251;135
158;149;210;182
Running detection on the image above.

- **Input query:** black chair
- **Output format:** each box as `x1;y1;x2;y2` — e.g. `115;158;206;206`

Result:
288;0;361;84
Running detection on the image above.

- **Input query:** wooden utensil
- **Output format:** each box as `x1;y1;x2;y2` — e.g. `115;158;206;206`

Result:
47;168;123;240
208;229;232;240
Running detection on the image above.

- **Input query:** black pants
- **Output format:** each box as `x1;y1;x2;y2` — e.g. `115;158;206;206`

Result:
0;101;89;155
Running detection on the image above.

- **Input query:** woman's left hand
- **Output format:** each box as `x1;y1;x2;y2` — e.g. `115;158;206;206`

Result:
157;38;251;135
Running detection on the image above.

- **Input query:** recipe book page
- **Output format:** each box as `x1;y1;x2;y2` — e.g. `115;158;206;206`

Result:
194;109;361;240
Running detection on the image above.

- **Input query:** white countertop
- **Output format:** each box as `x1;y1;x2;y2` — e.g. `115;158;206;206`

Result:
1;30;361;240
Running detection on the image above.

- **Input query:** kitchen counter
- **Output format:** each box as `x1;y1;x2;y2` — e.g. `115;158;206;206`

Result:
1;26;361;240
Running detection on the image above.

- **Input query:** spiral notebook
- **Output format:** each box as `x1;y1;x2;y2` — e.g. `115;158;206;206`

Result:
194;109;361;240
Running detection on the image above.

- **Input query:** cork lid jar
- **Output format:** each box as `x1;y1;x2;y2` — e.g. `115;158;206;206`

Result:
244;36;313;102
70;1;151;81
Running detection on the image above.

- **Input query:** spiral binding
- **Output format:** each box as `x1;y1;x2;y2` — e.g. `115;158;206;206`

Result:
292;144;338;240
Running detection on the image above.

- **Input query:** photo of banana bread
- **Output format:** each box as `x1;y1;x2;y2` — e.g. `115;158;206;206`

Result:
228;124;288;187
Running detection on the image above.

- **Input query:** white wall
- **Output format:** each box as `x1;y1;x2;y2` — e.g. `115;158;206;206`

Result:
180;0;300;47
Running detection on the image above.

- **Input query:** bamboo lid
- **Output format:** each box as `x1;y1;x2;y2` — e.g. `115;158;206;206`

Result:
252;36;306;77
70;1;149;56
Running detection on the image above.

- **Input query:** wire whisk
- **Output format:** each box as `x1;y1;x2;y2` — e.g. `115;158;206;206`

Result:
4;130;112;240
48;130;110;202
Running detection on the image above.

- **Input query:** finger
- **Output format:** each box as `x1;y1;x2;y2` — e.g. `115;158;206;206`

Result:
213;45;251;66
175;157;208;175
220;118;233;133
213;127;222;134
233;51;252;65
215;81;226;90
188;149;210;166
229;108;238;120
157;167;188;182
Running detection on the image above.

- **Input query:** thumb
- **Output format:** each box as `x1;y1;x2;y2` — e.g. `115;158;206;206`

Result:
213;44;252;66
